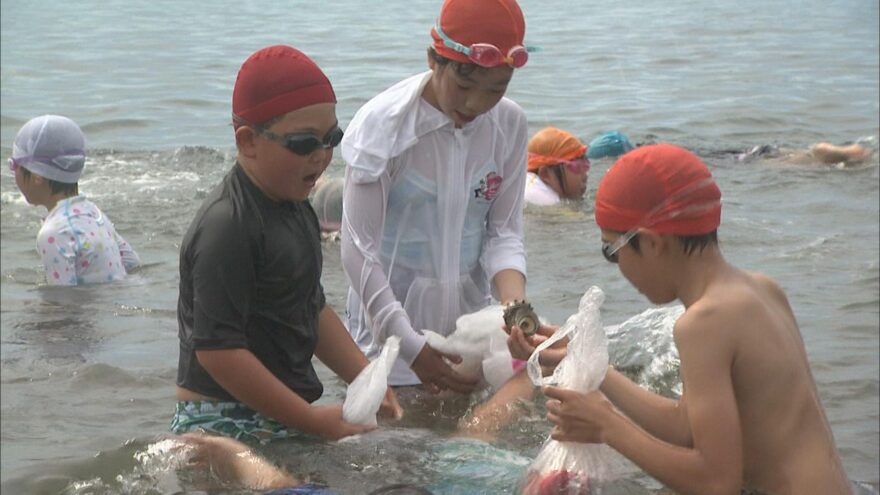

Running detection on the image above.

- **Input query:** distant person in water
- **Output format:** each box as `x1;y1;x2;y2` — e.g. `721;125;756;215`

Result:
524;128;635;207
9;115;140;286
310;177;344;234
738;141;873;166
524;127;590;206
586;130;634;160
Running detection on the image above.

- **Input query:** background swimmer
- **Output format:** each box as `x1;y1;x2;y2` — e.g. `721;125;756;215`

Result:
525;127;591;206
8;115;140;286
737;140;874;166
310;176;345;238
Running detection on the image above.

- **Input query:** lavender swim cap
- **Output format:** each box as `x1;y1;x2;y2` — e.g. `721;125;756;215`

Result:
11;115;86;183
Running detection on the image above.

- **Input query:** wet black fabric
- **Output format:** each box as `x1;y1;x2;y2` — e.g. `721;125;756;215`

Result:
176;164;325;402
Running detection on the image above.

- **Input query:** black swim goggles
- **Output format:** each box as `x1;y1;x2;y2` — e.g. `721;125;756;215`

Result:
601;230;639;263
254;124;344;156
234;115;344;156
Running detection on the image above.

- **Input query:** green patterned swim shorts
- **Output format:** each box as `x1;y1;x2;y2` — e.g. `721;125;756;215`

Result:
170;400;296;444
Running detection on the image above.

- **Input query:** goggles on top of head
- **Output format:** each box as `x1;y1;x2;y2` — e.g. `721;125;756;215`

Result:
599;177;721;264
435;22;536;68
236;116;344;156
7;157;20;172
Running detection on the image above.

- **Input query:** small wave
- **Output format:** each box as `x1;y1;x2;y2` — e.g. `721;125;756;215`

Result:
0;114;27;127
81;118;153;133
68;363;165;389
160;98;217;109
606;305;685;396
838;299;880;312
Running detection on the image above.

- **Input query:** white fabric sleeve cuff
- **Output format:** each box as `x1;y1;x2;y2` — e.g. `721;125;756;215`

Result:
397;330;427;366
483;235;527;281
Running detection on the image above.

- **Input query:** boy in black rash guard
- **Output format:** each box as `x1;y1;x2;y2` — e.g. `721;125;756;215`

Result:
171;45;402;443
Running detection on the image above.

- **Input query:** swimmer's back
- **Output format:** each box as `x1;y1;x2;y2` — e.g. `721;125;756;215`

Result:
688;269;850;494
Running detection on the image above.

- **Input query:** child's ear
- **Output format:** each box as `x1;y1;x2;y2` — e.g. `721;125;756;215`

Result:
235;126;258;159
640;229;666;258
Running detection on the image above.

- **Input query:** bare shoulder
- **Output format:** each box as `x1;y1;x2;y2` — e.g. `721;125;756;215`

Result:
744;270;793;309
673;270;782;345
672;299;733;352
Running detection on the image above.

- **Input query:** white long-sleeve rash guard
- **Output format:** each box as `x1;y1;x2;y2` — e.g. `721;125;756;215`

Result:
340;72;528;385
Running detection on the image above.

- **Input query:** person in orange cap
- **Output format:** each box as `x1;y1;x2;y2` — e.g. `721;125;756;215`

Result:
512;144;851;494
524;127;590;206
339;0;537;395
172;45;401;444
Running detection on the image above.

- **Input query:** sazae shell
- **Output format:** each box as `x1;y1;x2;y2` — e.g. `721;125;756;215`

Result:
504;300;539;336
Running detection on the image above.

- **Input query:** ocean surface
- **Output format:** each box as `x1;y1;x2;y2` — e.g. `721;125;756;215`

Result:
1;0;878;493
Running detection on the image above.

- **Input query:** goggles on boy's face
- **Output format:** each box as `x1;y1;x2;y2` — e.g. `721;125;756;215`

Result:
246;120;344;156
559;156;590;175
601;230;638;263
435;22;535;68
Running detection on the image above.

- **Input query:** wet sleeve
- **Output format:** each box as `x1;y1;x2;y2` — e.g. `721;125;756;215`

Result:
481;105;528;293
340;165;426;364
36;222;78;286
109;222;141;271
188;206;256;350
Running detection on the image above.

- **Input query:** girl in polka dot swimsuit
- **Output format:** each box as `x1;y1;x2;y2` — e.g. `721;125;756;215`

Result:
37;195;140;285
10;115;140;286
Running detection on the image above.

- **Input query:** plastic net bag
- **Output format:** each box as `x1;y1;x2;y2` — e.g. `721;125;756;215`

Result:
423;305;519;390
342;336;400;427
522;286;619;494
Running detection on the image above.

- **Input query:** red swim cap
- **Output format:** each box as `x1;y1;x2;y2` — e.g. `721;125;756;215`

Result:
232;45;336;126
430;0;526;65
595;144;722;235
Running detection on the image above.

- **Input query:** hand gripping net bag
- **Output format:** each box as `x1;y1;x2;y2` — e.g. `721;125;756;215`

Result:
342;336;400;427
521;286;619;494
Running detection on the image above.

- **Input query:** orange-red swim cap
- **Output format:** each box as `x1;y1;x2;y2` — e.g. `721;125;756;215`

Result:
430;0;526;65
527;127;587;172
595;144;721;235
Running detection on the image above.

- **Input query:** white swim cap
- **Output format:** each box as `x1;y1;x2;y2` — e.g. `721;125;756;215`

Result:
11;115;86;183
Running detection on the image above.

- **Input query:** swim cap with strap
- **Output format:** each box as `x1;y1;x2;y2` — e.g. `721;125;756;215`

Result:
527;127;587;172
11;115;86;184
430;0;526;66
595;143;721;235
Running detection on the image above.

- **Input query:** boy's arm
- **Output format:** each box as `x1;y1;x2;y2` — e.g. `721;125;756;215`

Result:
314;304;404;420
600;367;692;446
600;312;743;494
544;310;742;495
196;347;372;440
314;305;369;383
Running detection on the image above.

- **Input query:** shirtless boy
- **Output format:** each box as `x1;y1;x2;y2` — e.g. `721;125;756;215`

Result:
530;144;850;494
